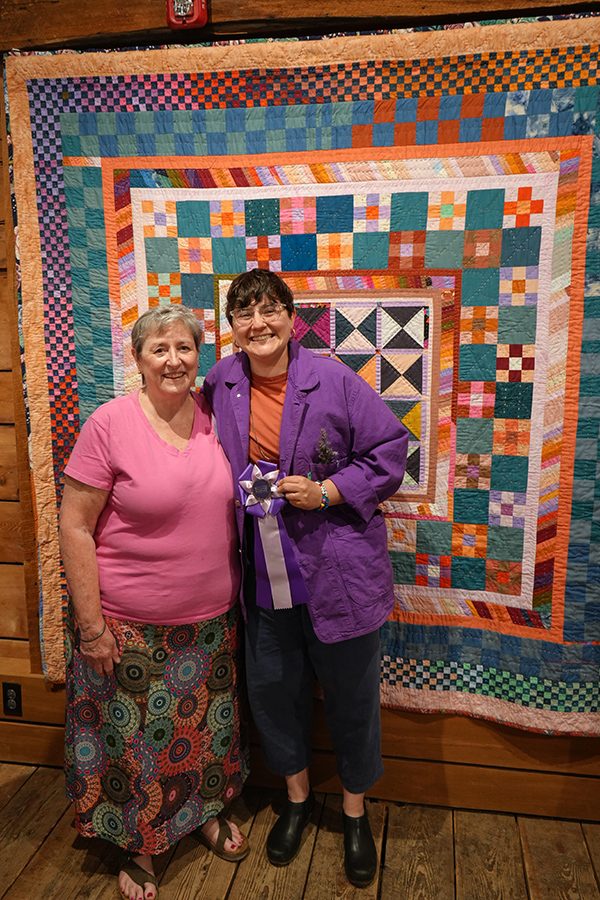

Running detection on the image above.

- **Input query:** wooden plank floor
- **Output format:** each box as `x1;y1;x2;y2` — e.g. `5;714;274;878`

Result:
0;764;598;899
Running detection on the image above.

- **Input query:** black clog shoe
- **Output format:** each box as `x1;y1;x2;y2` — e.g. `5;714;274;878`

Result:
266;792;315;866
342;809;378;888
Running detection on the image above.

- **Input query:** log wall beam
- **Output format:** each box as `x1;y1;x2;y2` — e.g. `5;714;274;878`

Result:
0;0;597;51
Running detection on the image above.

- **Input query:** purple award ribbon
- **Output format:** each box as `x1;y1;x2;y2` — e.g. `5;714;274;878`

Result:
238;461;310;610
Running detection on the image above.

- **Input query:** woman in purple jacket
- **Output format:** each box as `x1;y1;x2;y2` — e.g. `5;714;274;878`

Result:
204;269;408;887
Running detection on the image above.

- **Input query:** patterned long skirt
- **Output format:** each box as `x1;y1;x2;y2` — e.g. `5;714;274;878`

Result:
64;606;249;855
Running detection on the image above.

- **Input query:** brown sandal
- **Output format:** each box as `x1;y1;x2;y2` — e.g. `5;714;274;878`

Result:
197;816;250;862
119;857;159;897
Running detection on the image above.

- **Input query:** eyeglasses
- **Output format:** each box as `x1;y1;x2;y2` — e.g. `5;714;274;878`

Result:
231;303;285;324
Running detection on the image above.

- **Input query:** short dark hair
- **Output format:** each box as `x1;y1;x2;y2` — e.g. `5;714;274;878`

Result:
225;269;295;323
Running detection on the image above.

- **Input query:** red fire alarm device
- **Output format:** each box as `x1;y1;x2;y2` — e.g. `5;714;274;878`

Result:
167;0;208;29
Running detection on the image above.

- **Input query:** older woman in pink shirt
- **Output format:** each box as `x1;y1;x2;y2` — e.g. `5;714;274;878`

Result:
59;306;248;900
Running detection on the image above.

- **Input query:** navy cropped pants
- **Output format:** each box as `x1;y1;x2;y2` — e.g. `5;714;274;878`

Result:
244;602;383;794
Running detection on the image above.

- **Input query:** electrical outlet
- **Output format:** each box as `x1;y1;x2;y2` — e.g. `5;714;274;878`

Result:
2;682;22;717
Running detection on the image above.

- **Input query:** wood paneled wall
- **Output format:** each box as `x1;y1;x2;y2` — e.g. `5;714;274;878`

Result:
0;94;26;639
0;0;598;820
0;70;67;762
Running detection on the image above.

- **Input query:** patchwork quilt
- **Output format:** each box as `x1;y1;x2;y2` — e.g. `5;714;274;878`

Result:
4;16;600;733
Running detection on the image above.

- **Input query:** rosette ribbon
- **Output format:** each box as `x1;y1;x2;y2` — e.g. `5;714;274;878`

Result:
238;461;310;610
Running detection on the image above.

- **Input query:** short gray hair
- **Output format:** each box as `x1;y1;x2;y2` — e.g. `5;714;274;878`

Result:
131;306;203;355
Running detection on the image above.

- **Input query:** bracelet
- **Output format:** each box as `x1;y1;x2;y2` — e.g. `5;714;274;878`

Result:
79;621;107;643
317;481;330;511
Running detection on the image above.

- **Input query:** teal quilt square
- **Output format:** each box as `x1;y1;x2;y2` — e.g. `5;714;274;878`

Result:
390;551;416;584
177;201;211;238
154;134;176;155
498;307;537;343
572;499;594;520
145;238;180;272
79;135;101;156
495;382;533;419
199;344;216;374
68;227;88;249
456;418;494;453
491;455;529;492
459;345;497;381
71;247;91;271
244;199;280;236
501;226;542;266
390;192;428;230
416;521;453;554
134;110;155;132
85;207;105;231
181;274;214;308
60;112;81;136
117;135;139;155
281;234;317;270
171;110;195;133
71;262;90;290
574;85;600;113
83;167;103;187
317;195;354;233
96;112;116;135
67;208;86;231
487;525;524;561
465;189;505;229
353;232;389;269
451;556;486;590
65;183;84;209
461;268;500;305
83;186;104;209
425;232;464;268
86;229;107;252
454;489;490;524
212;237;247;274
63;166;83;189
62;135;82;156
204;108;226;132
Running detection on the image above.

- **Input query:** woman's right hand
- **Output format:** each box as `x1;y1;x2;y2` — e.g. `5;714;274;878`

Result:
79;626;121;677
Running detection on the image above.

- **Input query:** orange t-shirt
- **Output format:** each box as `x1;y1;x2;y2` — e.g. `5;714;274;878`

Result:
249;371;288;464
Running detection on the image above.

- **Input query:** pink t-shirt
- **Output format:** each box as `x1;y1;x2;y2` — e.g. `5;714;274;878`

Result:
64;390;240;624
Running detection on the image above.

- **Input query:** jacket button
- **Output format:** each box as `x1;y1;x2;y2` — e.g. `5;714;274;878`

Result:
236;392;241;398
235;499;241;507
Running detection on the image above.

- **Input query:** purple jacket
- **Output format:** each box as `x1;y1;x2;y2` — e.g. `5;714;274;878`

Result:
203;341;408;643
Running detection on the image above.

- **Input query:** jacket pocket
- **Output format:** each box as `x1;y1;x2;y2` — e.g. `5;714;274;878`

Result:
302;455;348;482
328;513;393;605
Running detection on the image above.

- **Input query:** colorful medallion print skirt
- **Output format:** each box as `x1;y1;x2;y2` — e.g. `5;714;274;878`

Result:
64;606;249;854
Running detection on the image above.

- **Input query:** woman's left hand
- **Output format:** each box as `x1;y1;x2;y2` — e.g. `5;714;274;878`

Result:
277;476;323;510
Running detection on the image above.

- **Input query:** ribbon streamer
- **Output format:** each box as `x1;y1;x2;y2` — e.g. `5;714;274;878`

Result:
239;461;309;610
